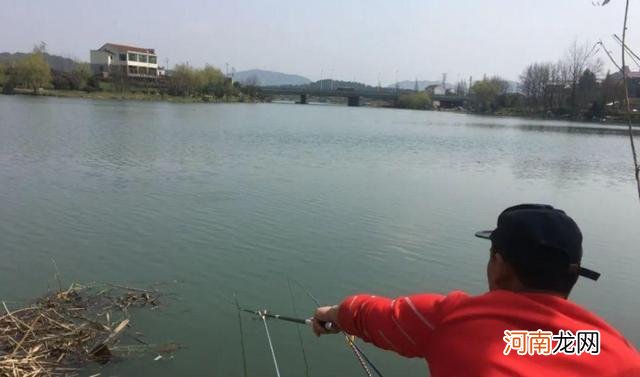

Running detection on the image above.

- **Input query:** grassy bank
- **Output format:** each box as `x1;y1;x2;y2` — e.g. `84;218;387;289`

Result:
490;106;640;125
3;87;263;104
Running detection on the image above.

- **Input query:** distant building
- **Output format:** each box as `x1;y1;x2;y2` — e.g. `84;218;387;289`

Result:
90;43;160;78
610;66;640;98
425;84;446;96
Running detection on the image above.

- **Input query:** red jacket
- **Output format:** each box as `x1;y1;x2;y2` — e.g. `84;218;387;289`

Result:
337;290;640;377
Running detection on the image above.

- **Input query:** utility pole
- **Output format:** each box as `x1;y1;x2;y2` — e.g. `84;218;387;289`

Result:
442;73;447;90
320;69;324;90
225;62;229;77
414;77;419;92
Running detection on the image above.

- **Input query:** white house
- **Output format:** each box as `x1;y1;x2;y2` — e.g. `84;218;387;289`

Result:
425;84;446;96
90;43;159;78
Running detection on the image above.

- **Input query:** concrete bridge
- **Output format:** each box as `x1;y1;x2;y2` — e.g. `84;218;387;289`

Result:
260;87;467;108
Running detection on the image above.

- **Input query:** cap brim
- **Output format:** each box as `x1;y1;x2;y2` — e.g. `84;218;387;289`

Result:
578;267;601;281
475;230;493;240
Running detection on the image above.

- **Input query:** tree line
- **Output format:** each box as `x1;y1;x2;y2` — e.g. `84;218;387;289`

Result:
1;44;98;94
0;44;259;100
466;40;628;120
164;64;261;99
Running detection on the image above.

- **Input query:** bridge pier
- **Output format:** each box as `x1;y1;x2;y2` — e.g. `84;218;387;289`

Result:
299;93;307;104
347;96;360;107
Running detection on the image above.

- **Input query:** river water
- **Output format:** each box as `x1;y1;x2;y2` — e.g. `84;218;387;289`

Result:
0;96;638;376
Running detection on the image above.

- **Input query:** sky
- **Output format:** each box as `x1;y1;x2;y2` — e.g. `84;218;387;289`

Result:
1;0;638;85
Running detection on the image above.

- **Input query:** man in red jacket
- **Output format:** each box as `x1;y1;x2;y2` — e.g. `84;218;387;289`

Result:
312;204;640;376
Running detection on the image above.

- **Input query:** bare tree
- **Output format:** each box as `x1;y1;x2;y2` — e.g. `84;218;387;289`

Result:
455;79;468;96
243;74;260;87
520;62;552;110
561;40;603;115
33;41;47;54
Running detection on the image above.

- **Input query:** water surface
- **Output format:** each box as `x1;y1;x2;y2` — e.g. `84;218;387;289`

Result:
0;96;638;376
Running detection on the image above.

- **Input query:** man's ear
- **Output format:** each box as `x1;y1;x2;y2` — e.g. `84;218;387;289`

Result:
493;253;521;290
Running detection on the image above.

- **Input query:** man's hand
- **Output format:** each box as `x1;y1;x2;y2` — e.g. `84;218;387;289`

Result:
312;305;342;336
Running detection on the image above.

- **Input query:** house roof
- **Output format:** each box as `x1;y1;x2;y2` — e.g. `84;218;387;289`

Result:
100;43;155;54
609;72;640;81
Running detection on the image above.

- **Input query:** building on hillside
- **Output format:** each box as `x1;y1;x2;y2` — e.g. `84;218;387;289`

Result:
425;84;446;96
90;43;160;79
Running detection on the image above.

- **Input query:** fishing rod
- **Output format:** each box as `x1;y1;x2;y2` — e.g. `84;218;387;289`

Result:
234;299;335;377
288;278;384;377
237;306;334;330
234;280;385;377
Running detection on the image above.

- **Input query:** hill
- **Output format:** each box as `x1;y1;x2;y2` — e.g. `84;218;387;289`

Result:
0;52;78;72
234;69;311;87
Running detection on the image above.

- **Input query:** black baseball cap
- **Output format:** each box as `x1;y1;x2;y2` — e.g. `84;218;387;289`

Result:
475;204;600;281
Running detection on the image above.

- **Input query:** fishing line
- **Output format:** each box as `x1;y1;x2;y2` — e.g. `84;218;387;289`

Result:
288;278;385;377
347;335;373;377
234;294;249;377
287;279;311;377
259;310;282;377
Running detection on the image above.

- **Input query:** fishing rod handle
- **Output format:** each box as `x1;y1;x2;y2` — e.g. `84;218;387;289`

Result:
321;321;334;330
306;319;334;330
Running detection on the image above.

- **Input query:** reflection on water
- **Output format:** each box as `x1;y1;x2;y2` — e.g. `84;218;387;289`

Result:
0;96;638;377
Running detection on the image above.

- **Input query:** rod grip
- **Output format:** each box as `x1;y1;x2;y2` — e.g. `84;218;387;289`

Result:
305;319;335;331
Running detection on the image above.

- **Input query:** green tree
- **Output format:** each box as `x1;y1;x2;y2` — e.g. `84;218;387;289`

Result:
52;64;91;91
0;65;5;87
14;52;52;94
397;92;433;110
470;76;509;112
71;63;91;90
198;65;226;96
576;69;598;115
167;64;199;96
2;65;17;94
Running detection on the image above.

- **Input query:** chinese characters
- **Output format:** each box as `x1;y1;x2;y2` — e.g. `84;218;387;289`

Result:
503;330;600;356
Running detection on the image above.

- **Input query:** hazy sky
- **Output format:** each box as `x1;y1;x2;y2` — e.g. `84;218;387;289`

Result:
1;0;637;85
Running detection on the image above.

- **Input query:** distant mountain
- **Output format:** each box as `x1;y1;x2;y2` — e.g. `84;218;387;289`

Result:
0;52;78;72
234;69;311;87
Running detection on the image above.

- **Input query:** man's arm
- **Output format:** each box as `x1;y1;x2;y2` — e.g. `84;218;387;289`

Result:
313;292;466;358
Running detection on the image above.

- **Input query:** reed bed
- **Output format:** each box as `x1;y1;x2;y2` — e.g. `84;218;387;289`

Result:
0;283;176;376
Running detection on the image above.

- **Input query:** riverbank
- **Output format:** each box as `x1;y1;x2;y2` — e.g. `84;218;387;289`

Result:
437;106;640;126
2;87;265;104
4;88;640;126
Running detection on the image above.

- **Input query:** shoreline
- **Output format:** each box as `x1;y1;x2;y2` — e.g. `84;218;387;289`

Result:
3;89;639;127
2;87;265;104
